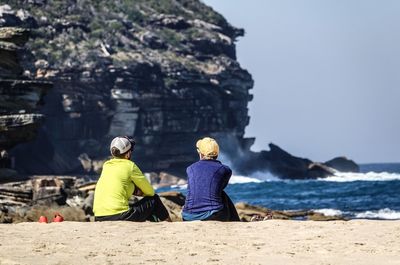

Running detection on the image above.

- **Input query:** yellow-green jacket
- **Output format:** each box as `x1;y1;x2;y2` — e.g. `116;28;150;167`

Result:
93;158;155;216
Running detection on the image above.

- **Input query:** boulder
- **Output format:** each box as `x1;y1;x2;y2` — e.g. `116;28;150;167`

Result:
154;172;187;189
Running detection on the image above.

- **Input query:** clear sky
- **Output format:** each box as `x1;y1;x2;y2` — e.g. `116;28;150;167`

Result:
203;0;400;163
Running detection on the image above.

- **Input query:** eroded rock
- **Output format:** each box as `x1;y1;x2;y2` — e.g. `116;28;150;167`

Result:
1;1;252;176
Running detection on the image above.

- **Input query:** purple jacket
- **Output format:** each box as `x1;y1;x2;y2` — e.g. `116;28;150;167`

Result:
183;159;232;213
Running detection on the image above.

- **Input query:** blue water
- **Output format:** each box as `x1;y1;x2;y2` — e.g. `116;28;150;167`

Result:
159;163;400;219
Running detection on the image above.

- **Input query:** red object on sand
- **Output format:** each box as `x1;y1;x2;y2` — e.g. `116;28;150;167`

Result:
38;216;48;223
52;213;64;222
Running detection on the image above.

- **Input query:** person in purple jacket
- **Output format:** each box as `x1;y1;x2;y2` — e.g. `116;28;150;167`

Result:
182;137;240;221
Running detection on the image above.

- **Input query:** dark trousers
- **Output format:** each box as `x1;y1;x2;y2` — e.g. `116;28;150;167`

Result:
203;191;240;222
95;194;170;222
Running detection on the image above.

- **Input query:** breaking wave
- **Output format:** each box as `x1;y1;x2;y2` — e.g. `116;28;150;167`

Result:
355;208;400;220
229;175;262;184
230;171;281;184
318;171;400;182
314;208;344;217
313;208;400;220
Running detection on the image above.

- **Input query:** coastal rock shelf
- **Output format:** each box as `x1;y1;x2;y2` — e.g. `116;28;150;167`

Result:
1;1;253;175
0;176;344;223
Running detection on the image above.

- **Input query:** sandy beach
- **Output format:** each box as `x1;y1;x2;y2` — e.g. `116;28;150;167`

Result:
0;220;399;265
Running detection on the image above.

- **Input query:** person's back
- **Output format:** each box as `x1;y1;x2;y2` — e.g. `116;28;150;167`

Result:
182;137;239;221
93;136;170;222
93;158;153;216
184;159;231;213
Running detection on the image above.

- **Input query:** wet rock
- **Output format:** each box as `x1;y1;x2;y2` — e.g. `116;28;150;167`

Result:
232;143;359;179
325;157;359;172
307;212;344;221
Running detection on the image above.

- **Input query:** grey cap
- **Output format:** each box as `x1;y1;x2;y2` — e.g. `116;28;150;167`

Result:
110;137;132;155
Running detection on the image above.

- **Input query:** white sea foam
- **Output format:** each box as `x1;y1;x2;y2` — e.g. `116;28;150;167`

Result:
305;208;400;219
314;208;344;217
355;208;400;220
247;171;281;182
318;171;400;182
229;171;282;184
229;175;262;184
170;184;188;190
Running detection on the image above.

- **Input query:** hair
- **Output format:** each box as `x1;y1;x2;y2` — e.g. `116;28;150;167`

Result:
111;147;130;159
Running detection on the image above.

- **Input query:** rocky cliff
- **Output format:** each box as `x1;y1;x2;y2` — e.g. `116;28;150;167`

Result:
0;5;51;173
1;0;253;175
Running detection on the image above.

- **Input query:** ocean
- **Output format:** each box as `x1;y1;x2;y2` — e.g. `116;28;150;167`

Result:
159;163;400;220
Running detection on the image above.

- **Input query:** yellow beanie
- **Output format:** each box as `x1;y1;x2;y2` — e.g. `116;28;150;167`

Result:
196;137;219;158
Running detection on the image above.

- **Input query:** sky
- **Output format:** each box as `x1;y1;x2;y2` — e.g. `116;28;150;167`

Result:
203;0;400;163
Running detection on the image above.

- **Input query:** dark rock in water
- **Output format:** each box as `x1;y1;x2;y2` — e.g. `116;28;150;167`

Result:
232;143;359;179
0;1;253;176
325;157;359;172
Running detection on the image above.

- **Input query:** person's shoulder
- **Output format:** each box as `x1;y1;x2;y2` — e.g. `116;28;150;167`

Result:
102;158;112;165
102;158;118;167
114;159;134;166
220;163;232;173
129;160;141;170
111;159;137;169
187;161;199;171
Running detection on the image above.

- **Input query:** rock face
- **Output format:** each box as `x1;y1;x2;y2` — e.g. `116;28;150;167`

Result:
1;1;253;175
0;6;51;176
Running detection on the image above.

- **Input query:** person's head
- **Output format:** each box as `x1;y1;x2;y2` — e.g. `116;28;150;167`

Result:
196;137;219;160
110;136;136;160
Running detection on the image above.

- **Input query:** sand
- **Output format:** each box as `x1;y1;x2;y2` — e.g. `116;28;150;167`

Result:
0;220;399;265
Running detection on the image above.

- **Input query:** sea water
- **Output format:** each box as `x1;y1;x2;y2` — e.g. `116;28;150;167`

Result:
159;163;400;220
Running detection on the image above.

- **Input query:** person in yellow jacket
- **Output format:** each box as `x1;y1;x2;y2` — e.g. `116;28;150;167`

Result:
93;136;170;222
